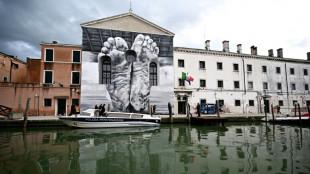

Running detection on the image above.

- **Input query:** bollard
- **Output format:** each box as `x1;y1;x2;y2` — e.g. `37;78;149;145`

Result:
271;104;274;122
23;98;31;127
108;104;111;112
168;102;173;124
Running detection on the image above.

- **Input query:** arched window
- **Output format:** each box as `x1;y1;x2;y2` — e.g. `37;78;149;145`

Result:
149;62;157;86
102;58;111;84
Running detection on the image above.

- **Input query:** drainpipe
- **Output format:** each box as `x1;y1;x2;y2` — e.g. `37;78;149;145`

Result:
284;63;289;112
241;58;246;94
9;58;13;82
241;58;246;114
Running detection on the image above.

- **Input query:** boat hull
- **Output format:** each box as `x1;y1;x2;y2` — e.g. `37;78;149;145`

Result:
59;116;161;128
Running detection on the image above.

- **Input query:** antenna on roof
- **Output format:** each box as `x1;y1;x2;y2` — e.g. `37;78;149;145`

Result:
129;1;133;13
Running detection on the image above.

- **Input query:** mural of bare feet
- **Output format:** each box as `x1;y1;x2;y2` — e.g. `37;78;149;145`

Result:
98;34;159;112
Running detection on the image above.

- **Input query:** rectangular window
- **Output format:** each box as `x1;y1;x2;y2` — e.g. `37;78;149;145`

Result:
72;99;79;106
72;50;81;63
71;71;80;84
305;84;309;91
199;61;205;69
304;69;308;76
235;100;241;106
12;63;19;69
44;98;52;107
290;68;295;75
263;82;268;90
248;81;253;89
277;83;282;90
291;83;296;90
247;64;252;72
306;100;310;106
234;81;240;89
45;49;54;61
279;100;283;106
233;64;239;71
179;79;185;86
249;100;254;106
44;70;53;84
276;67;281;74
219;100;224;107
218;80;223;88
200;79;206;87
178;59;184;67
262;66;267;73
217;62;223;70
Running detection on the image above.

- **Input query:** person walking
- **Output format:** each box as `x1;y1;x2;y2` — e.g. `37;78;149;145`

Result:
95;104;98;109
153;105;157;114
196;103;201;117
69;104;76;116
277;105;281;114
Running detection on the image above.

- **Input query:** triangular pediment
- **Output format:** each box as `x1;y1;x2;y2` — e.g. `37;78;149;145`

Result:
81;12;174;36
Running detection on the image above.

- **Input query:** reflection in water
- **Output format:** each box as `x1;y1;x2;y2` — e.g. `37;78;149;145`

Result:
0;124;309;174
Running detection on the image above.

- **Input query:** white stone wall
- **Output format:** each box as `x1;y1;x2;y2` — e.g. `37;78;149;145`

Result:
174;48;310;115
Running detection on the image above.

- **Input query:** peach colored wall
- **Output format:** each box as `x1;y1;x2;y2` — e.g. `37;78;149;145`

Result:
40;44;82;84
0;84;80;116
0;54;27;82
27;58;41;83
0;43;82;116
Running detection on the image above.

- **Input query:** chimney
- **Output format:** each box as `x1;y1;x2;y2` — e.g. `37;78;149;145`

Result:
307;52;310;60
205;40;210;51
250;45;257;55
277;48;283;58
52;41;58;44
237;44;242;54
222;40;229;52
268;49;274;57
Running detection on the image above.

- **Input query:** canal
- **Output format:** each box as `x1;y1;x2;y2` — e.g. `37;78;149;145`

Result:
0;123;309;174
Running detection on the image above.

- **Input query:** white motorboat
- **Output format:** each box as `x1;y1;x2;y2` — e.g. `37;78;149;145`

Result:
58;109;161;128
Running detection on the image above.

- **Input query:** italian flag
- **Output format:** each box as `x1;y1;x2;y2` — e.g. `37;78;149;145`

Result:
182;72;194;85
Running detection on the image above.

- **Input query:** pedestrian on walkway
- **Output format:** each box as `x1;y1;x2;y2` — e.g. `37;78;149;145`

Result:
69;104;76;116
277;105;281;114
196;103;201;117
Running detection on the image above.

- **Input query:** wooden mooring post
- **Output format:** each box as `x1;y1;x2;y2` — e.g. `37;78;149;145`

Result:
216;100;220;117
23;98;31;127
298;103;302;124
271;104;274;122
168;102;173;123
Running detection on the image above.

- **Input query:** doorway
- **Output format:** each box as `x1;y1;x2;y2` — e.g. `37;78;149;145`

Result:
57;99;66;116
178;101;186;114
264;100;270;113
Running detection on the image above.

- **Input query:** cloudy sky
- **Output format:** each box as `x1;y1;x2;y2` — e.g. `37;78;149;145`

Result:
1;0;310;62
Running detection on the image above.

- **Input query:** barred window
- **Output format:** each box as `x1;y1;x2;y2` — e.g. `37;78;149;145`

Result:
149;62;157;86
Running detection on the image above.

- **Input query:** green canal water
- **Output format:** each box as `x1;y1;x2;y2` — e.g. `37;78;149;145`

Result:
0;123;309;174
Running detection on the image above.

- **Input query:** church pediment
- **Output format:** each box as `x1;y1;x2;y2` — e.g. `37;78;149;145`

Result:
81;12;174;36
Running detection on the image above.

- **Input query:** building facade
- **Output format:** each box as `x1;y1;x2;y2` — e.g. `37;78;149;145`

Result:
174;41;310;115
0;52;27;83
0;42;82;116
80;12;175;114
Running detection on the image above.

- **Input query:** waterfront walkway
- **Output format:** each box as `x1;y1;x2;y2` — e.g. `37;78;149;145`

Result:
0;113;270;128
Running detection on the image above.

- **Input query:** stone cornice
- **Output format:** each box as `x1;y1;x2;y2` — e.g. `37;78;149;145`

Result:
174;47;310;64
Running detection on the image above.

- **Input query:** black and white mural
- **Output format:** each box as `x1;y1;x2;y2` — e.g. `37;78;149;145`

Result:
81;27;174;114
